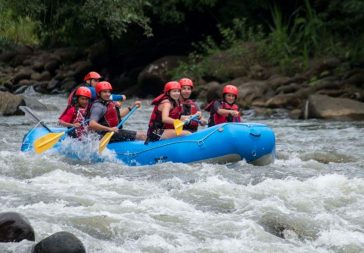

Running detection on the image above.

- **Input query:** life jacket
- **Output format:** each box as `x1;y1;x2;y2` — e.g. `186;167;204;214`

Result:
73;107;88;138
181;99;199;132
93;99;121;128
205;99;240;126
147;94;182;135
59;104;89;138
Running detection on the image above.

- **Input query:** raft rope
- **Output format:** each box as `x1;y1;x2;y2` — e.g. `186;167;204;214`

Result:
115;123;259;158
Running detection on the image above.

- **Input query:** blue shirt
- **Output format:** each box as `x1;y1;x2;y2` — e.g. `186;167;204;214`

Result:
87;86;124;102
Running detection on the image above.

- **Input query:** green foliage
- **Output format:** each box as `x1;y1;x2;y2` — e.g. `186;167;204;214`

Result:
0;7;39;48
150;0;219;24
171;18;266;81
1;0;222;46
1;0;363;75
1;0;153;46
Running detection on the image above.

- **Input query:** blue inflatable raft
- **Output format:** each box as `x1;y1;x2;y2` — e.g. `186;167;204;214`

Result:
21;123;275;166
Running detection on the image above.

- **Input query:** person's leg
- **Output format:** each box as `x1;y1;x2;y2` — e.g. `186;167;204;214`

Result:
160;129;190;139
135;130;147;141
109;129;137;142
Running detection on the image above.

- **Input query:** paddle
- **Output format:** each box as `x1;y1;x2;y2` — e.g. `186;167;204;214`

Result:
173;114;199;136
33;120;90;154
19;106;52;132
99;105;139;154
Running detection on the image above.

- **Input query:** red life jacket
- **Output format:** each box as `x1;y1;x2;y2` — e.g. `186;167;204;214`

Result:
73;107;88;138
59;105;89;138
205;100;240;126
148;94;182;134
93;100;121;128
181;99;199;132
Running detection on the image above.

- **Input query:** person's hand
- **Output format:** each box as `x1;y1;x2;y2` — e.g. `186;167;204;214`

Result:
230;110;240;117
196;111;202;119
73;123;81;128
134;101;142;108
200;119;208;126
108;127;118;132
180;115;189;121
115;101;122;107
121;95;126;101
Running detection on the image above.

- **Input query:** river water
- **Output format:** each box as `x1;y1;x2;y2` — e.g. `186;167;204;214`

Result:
1;94;364;253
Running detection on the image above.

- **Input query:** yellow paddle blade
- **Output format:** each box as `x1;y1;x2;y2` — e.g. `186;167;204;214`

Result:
34;132;65;154
99;132;115;153
173;119;184;136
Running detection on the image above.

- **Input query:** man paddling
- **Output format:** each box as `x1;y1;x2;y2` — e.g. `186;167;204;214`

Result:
89;81;146;142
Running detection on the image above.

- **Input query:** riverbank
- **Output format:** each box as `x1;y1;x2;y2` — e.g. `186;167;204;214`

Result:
0;43;364;120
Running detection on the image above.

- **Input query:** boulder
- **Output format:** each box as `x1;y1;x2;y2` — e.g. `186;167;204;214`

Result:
44;60;61;73
0;52;16;63
232;80;270;107
305;57;341;77
33;231;86;253
307;94;364;120
267;75;295;89
12;68;33;84
345;71;364;87
53;47;84;62
276;83;300;94
0;212;35;242
0;91;24;115
69;60;92;81
248;64;271;80
47;79;60;90
137;55;186;97
31;71;51;82
201;81;221;103
32;61;44;72
265;94;302;109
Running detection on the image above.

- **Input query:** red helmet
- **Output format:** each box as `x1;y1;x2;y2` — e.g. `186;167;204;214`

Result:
164;81;181;93
75;87;91;98
223;84;238;97
84;71;101;81
96;81;112;94
179;78;193;88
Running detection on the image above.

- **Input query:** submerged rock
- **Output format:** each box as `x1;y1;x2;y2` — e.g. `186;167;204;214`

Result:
0;212;35;242
33;231;86;253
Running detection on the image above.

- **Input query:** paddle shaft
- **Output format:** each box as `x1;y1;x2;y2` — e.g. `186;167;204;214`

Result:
19;106;52;132
184;114;199;125
115;106;138;129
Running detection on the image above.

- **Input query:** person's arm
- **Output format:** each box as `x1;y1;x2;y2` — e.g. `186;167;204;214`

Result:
58;107;80;127
59;119;80;128
217;108;239;117
110;94;126;102
215;100;239;117
160;101;176;125
119;101;142;118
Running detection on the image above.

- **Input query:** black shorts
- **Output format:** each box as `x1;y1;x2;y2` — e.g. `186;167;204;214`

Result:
109;129;137;142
